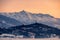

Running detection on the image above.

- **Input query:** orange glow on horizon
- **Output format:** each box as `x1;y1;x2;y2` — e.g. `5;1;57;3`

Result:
0;0;60;18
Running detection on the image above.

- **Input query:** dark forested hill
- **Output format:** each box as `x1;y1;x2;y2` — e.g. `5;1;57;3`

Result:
0;23;60;38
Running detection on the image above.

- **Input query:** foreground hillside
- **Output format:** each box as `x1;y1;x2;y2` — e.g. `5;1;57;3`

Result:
0;23;60;38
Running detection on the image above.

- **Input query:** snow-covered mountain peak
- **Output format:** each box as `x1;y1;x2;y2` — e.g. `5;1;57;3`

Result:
0;10;60;29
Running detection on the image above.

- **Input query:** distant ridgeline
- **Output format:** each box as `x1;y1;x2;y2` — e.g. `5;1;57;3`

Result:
0;23;60;38
0;10;60;29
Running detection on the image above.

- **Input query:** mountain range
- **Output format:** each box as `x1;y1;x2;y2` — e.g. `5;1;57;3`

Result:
0;10;60;29
0;10;60;38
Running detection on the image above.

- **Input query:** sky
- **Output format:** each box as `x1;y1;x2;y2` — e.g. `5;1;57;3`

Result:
0;0;60;18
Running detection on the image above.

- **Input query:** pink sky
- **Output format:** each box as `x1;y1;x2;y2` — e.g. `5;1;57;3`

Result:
0;0;60;18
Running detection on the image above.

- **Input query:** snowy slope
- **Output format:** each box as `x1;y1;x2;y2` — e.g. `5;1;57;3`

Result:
0;15;22;28
0;10;60;29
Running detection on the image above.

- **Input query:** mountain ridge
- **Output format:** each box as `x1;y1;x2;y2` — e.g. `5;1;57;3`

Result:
0;10;60;29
